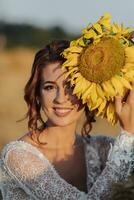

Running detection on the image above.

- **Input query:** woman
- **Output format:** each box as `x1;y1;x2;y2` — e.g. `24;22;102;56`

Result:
0;40;134;200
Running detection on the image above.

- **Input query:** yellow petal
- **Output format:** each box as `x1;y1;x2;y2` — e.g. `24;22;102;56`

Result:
73;80;83;94
65;67;78;78
111;76;124;96
96;99;107;116
98;13;111;29
106;102;115;122
86;99;92;110
70;40;77;47
93;23;102;34
64;46;83;54
106;81;116;96
120;36;129;46
124;70;134;81
72;76;88;96
82;83;93;103
76;37;85;47
112;23;119;33
62;54;79;67
90;83;98;102
118;76;132;89
107;105;117;125
83;29;97;39
72;72;83;81
82;28;89;34
101;83;110;98
125;46;134;64
81;78;90;94
102;81;116;97
98;110;106;119
123;27;132;35
89;97;103;110
96;84;105;98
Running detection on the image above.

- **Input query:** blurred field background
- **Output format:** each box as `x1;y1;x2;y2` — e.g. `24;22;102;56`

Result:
1;0;133;150
0;23;120;151
0;46;120;149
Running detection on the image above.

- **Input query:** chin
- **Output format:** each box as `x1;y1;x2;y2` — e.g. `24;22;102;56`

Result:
47;117;77;127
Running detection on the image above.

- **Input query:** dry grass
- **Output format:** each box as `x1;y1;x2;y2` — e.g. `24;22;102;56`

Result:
0;48;120;150
0;48;35;147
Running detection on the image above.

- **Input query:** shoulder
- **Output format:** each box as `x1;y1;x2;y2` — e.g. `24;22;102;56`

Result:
0;130;40;161
0;139;45;169
0;140;49;180
0;140;44;163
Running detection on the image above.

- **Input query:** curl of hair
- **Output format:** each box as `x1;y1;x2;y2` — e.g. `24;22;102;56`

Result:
24;40;70;132
24;40;95;142
81;105;96;139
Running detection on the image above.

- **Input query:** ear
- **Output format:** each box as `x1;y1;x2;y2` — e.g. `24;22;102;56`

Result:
36;96;41;104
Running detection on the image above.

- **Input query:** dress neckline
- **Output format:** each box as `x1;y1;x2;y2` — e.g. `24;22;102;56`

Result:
9;139;88;194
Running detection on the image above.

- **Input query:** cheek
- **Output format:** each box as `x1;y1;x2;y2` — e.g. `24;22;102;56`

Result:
40;91;55;109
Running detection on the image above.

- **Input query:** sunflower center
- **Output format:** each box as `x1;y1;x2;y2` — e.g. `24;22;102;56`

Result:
79;38;125;83
88;49;104;66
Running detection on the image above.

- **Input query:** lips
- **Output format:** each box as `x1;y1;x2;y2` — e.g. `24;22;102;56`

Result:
53;107;73;117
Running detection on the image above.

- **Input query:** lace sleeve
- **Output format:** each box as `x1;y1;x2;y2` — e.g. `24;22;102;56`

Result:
86;130;134;200
1;141;86;200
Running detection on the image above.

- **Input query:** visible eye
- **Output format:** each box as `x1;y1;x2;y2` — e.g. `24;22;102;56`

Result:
43;85;55;91
65;82;71;90
65;83;74;93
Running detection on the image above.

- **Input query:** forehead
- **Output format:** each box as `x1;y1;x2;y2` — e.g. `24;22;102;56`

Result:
41;62;66;82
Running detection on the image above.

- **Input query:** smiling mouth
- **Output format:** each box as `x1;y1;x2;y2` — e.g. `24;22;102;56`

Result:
53;107;73;117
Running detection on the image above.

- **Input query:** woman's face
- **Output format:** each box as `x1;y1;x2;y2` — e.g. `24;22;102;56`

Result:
40;61;84;127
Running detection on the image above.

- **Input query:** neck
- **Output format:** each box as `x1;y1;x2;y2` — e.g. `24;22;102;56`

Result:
41;121;78;149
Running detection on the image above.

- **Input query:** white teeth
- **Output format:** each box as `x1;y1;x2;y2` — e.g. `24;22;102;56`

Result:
53;108;73;117
54;108;72;113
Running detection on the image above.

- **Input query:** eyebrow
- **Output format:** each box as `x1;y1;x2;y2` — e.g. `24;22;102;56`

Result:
42;79;67;85
42;81;56;85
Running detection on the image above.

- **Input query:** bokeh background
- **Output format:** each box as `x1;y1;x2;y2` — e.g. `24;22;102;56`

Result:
0;0;134;149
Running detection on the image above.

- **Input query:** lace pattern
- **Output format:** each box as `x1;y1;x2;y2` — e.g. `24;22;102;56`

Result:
1;141;86;200
0;130;134;200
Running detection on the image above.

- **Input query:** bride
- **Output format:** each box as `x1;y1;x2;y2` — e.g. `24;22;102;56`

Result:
0;40;134;200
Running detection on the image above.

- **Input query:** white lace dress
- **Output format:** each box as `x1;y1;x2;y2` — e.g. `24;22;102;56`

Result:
0;130;134;200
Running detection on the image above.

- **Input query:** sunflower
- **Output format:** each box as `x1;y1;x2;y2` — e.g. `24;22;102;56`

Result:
62;13;134;125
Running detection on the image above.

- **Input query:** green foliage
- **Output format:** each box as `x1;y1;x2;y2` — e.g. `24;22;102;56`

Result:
0;22;78;48
111;174;134;200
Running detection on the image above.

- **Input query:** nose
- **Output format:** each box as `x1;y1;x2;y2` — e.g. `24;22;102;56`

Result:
54;86;68;104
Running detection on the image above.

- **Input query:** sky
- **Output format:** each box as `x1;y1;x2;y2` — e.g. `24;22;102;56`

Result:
0;0;134;33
